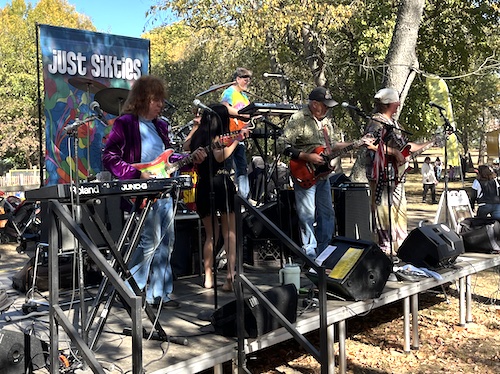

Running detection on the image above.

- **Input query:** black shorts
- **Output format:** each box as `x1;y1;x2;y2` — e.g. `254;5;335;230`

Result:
195;174;236;218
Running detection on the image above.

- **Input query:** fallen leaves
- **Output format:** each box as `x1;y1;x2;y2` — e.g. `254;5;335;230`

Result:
246;270;500;374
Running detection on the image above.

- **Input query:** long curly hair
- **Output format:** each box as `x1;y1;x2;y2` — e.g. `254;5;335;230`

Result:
121;75;166;116
477;165;496;181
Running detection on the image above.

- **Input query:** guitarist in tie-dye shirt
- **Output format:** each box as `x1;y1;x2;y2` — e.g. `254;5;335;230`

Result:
221;67;253;199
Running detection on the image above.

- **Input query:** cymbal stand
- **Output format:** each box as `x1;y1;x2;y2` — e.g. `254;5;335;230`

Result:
250;117;283;205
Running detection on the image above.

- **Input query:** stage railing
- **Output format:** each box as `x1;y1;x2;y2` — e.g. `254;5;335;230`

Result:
234;195;332;373
46;199;143;374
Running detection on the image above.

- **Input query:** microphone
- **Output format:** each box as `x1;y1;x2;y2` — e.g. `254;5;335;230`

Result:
193;99;214;113
263;72;288;79
429;101;446;111
341;102;363;113
64;118;89;133
90;101;105;119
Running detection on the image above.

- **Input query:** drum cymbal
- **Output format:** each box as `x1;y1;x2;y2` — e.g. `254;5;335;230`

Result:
94;88;130;116
68;77;107;94
195;81;235;97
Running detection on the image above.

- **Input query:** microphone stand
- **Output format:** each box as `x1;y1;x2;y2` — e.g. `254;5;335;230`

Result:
435;108;455;226
64;121;89;349
206;111;219;310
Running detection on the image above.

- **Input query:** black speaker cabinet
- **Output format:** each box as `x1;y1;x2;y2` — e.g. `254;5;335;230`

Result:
333;182;372;241
171;213;201;278
39;196;123;250
0;329;46;374
398;223;465;268
211;284;298;338
307;236;392;301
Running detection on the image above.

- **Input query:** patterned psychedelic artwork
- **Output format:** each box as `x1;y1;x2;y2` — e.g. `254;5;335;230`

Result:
39;24;149;185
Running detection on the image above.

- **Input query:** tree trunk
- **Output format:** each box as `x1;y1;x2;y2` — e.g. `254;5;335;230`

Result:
350;0;425;182
384;0;425;117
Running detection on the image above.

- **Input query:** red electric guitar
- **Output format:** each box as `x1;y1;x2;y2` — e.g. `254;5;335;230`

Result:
289;135;374;189
133;132;244;178
393;137;439;185
373;136;440;205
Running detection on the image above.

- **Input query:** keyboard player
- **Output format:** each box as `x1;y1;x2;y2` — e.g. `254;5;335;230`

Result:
102;75;206;310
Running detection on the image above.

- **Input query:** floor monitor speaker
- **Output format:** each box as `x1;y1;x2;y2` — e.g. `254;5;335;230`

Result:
398;223;465;268
0;328;46;374
307;236;392;301
211;284;298;338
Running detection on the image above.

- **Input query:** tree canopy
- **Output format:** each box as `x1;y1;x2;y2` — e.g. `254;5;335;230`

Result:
0;0;498;171
0;0;94;170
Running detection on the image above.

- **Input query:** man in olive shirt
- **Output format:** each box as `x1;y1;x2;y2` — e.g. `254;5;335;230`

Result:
280;87;354;259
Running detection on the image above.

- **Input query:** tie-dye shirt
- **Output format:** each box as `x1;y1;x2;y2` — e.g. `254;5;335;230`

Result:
221;86;250;131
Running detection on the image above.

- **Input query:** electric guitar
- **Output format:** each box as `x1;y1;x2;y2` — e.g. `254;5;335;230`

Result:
133;132;244;178
289;135;374;189
393;136;440;185
374;135;440;205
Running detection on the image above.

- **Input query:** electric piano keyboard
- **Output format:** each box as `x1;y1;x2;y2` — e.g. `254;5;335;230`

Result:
238;102;302;116
25;175;192;201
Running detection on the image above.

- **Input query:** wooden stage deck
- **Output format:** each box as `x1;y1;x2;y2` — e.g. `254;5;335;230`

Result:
1;247;499;374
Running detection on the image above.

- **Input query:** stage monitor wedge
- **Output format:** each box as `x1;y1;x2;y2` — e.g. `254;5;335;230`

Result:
308;236;392;301
398;223;464;268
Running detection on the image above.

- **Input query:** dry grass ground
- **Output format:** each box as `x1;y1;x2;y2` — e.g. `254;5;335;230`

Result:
246;149;500;373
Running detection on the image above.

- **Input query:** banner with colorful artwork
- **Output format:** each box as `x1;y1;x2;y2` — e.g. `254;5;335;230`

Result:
425;75;461;169
39;24;149;185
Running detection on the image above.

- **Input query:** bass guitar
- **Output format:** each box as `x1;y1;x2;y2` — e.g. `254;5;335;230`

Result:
133;132;244;178
289;135;373;189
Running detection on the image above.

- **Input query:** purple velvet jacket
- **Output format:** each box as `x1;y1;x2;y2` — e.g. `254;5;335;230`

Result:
102;113;173;180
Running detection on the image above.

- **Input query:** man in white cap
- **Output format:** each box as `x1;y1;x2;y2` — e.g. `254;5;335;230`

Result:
280;86;362;259
363;87;427;256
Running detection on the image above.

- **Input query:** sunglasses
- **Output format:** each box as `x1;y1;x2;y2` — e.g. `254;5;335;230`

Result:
239;75;252;79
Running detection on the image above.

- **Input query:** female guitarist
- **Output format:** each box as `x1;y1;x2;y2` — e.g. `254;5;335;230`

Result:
186;104;250;291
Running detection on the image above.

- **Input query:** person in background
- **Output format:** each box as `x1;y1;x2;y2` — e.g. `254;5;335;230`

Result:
469;165;500;219
186;104;250;291
221;67;253;199
422;156;438;204
492;159;500;177
434;156;442;180
102;75;206;309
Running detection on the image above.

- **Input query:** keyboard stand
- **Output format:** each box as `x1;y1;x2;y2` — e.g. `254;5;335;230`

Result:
43;184;182;374
82;196;178;351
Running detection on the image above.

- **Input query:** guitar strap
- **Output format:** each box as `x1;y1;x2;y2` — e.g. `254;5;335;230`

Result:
322;126;332;154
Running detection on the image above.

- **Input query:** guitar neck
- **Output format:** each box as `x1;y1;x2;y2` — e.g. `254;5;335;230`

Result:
172;132;244;171
327;142;358;161
405;140;435;162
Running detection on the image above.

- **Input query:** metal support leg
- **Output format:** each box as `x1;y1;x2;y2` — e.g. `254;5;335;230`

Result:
411;293;419;350
466;275;472;323
403;297;410;353
338;320;347;374
459;277;466;326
